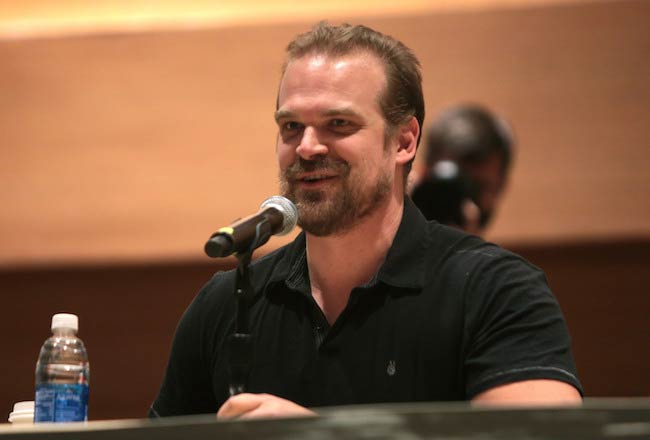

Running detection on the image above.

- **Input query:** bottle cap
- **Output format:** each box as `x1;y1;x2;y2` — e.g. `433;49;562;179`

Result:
51;313;79;331
8;401;34;424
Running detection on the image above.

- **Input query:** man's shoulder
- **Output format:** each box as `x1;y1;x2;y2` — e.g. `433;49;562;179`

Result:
182;237;301;333
425;222;541;277
425;222;496;261
199;235;302;301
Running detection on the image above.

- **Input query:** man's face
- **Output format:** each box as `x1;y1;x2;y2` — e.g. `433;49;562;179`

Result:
462;153;506;228
275;52;398;236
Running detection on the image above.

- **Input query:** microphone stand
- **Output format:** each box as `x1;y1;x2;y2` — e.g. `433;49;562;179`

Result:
227;219;273;396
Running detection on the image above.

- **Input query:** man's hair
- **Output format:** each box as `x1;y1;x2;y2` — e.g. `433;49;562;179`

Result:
282;22;425;178
424;104;514;177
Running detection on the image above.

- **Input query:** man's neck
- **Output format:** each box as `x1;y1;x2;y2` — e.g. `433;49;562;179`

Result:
304;189;405;324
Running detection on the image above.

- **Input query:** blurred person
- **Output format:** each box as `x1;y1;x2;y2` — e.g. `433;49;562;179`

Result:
409;104;514;236
151;23;581;420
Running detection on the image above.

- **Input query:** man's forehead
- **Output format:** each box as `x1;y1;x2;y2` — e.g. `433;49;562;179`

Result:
277;51;387;103
285;49;382;69
301;54;343;70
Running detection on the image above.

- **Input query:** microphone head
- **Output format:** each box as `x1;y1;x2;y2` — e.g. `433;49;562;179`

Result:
260;195;298;236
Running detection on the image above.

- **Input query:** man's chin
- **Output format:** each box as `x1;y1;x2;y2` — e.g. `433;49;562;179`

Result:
298;217;344;237
294;199;346;237
284;187;334;211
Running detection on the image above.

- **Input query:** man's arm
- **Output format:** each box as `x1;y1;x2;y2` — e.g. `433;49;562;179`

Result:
461;245;583;400
218;379;581;420
217;393;316;420
472;379;582;405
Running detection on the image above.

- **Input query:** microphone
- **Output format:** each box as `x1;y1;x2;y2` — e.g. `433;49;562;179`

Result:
204;196;298;258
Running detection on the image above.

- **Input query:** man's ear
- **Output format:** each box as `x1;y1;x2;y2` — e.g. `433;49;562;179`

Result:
395;116;419;165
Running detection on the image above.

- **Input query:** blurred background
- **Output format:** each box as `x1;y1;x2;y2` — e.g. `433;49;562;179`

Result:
1;0;649;420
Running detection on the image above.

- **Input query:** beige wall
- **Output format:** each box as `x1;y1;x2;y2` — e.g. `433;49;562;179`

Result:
1;0;649;267
0;1;600;38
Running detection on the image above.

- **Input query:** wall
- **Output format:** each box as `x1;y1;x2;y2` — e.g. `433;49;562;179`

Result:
1;0;648;266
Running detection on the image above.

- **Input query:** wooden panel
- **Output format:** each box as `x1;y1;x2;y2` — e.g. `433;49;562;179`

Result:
512;239;650;397
1;0;649;265
1;239;648;420
0;259;232;420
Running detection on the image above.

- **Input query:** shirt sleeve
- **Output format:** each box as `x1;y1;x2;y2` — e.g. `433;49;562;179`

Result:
461;247;583;399
150;282;220;417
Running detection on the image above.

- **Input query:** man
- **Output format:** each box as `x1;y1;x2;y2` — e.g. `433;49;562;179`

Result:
409;104;514;236
151;23;581;420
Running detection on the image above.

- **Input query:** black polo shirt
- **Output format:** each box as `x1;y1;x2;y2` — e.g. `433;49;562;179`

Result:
151;198;582;417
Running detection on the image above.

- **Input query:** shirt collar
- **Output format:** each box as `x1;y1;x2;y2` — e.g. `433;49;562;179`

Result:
267;232;310;294
374;196;429;289
268;197;429;292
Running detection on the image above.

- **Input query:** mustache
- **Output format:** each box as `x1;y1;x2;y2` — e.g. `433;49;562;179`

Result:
283;158;350;179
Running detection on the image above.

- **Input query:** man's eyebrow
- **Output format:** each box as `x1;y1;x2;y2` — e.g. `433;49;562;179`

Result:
274;109;294;122
322;107;361;118
274;107;362;123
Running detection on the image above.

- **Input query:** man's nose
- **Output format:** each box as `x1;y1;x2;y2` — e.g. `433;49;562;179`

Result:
296;127;328;160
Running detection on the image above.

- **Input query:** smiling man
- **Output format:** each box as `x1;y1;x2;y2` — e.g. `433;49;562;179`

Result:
150;23;582;420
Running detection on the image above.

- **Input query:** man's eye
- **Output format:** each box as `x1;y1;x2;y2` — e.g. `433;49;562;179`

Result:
283;121;302;131
330;119;349;127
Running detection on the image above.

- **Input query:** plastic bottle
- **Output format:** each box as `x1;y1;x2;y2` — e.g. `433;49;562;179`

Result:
34;313;89;423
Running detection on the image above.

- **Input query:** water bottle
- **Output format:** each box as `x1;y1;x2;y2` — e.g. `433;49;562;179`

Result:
34;313;90;423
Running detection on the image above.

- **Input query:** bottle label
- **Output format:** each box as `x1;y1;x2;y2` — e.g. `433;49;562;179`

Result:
34;383;88;422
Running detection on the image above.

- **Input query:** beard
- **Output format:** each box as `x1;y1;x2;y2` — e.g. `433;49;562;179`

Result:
280;157;393;237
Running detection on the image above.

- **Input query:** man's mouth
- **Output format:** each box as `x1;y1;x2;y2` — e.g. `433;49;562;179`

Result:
295;173;338;186
301;174;334;182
